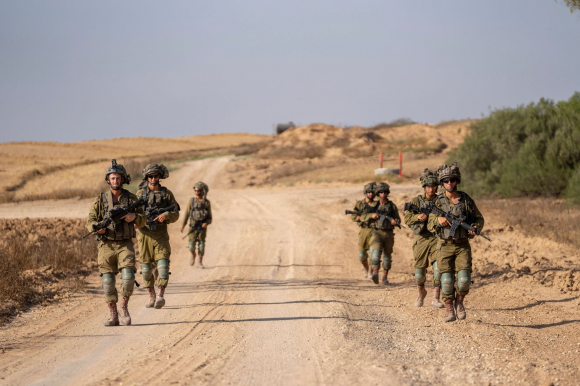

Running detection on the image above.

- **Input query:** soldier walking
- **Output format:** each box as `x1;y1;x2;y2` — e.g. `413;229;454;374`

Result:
350;182;378;278
180;182;212;268
367;182;401;285
404;169;444;308
137;164;180;309
87;160;146;326
428;162;485;322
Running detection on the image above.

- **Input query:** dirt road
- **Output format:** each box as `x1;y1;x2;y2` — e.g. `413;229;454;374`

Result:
1;158;579;385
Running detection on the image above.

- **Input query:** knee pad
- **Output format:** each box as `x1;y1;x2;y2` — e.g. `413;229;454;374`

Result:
441;272;455;295
188;241;196;253
198;241;205;256
157;259;169;279
371;249;382;266
140;263;153;281
415;268;426;285
358;250;368;262
102;273;116;296
382;254;392;270
432;261;441;282
457;270;471;292
121;268;135;294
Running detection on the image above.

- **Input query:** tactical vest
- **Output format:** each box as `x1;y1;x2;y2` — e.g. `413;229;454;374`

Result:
190;197;210;222
100;190;136;241
143;186;173;211
436;192;474;240
357;200;377;228
372;200;396;230
409;195;435;237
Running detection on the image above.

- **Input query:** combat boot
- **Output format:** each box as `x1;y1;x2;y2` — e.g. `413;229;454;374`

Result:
430;287;444;308
119;296;131;326
444;299;456;322
145;287;156;308
381;269;389;285
455;294;466;320
154;286;166;309
189;252;196;266
371;267;379;285
104;302;119;326
414;286;427;307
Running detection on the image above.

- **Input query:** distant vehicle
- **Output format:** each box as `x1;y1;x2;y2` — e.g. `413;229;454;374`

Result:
276;122;295;135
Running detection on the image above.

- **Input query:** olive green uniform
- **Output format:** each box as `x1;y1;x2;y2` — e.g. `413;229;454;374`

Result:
363;199;401;270
87;189;146;303
181;196;212;255
137;186;180;288
351;199;378;262
427;191;484;301
404;194;440;287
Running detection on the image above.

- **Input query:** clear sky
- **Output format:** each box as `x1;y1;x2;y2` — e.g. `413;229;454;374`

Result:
1;0;579;142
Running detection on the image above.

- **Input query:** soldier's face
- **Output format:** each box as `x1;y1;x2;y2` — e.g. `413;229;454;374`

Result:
109;173;123;190
378;192;387;200
366;192;374;200
425;185;438;196
194;189;202;197
147;174;160;186
442;178;457;189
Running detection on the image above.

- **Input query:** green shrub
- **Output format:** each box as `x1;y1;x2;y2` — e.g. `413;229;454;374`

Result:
449;92;580;199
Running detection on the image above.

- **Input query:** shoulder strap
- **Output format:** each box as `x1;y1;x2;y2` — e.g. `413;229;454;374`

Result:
142;185;148;209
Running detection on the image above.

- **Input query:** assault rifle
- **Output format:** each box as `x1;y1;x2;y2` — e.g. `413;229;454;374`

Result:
182;220;204;239
82;197;146;239
403;202;431;217
145;204;177;231
347;203;403;229
404;202;491;242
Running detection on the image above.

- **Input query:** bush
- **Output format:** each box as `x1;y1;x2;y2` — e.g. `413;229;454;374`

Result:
449;92;580;198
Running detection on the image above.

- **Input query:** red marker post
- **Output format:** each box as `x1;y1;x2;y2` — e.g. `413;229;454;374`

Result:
380;152;384;168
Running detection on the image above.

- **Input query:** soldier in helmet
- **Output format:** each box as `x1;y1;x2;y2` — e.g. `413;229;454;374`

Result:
87;160;146;326
136;164;180;309
180;182;212;268
404;169;443;308
350;182;379;278
367;182;401;285
428;162;484;322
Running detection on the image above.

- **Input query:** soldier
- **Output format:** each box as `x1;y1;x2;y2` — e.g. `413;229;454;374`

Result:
404;169;443;308
366;182;401;285
351;182;378;278
428;162;484;322
180;182;212;268
87;160;146;326
137;164;180;309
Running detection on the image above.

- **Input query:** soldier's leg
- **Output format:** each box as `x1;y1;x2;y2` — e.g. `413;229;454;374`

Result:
138;233;156;289
437;241;457;322
358;228;372;277
198;229;207;267
188;232;197;266
381;231;394;285
370;231;383;285
98;241;119;326
454;242;472;320
413;237;429;307
117;240;136;325
427;237;443;308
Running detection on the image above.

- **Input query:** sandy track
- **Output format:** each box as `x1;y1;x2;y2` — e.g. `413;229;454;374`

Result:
1;158;579;385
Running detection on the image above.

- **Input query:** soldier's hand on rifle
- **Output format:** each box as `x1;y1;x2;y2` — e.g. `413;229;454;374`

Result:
121;213;136;223
468;225;477;236
418;214;427;222
356;216;361;222
97;228;106;235
438;217;450;227
201;223;207;229
391;219;398;226
371;213;379;219
154;213;166;223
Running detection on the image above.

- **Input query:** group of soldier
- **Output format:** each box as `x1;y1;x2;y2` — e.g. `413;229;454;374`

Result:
350;162;484;322
87;160;212;326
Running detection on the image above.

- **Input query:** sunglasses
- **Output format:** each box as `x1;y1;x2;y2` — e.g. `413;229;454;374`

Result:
147;174;160;179
442;178;457;184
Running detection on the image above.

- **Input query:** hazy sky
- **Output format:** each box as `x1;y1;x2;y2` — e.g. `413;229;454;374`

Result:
1;0;579;143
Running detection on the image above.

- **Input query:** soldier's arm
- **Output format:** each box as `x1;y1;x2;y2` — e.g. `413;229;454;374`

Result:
163;191;180;224
351;201;362;222
403;197;422;226
130;195;147;228
86;196;101;232
427;200;441;233
391;203;401;222
205;200;212;225
181;199;192;228
471;200;485;230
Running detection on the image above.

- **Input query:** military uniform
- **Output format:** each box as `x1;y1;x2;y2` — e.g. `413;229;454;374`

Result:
87;189;146;303
181;195;212;256
137;186;180;288
367;198;400;269
351;199;378;264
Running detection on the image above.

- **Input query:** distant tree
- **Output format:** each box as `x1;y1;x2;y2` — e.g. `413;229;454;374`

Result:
560;0;580;13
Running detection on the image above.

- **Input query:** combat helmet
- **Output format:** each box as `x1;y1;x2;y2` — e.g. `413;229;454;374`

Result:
194;181;209;197
105;159;131;185
363;182;377;195
142;164;169;179
375;182;390;195
436;162;461;184
419;168;438;187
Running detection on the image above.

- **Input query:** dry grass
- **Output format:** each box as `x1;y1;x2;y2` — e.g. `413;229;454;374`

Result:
0;219;97;323
478;198;580;248
258;145;326;159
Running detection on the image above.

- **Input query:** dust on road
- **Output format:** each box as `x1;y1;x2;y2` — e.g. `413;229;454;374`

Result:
0;157;578;385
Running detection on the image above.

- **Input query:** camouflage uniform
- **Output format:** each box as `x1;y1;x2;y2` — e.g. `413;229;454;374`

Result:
181;193;212;256
350;182;378;272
